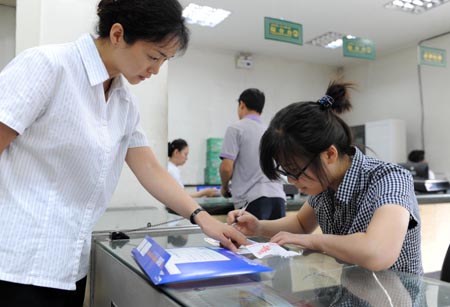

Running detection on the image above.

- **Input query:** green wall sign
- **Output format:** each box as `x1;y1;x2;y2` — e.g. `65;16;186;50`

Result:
264;17;302;46
343;37;375;60
419;46;446;67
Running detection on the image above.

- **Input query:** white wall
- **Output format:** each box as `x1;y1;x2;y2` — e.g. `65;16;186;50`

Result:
168;47;338;184
15;0;41;54
0;5;15;70
342;47;422;147
11;0;450;209
343;35;450;179
419;34;450;180
15;0;169;209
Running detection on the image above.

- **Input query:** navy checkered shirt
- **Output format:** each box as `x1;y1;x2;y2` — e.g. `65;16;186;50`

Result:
309;147;423;276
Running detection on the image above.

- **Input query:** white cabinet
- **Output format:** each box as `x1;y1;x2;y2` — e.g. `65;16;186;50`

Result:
365;119;406;163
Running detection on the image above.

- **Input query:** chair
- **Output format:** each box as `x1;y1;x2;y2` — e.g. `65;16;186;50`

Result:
438;244;450;305
441;244;450;283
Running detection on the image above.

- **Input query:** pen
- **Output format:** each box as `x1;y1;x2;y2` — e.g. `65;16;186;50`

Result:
231;201;249;226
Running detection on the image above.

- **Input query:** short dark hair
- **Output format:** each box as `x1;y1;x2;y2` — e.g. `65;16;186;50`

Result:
238;88;265;113
96;0;190;54
168;139;188;157
260;81;356;187
408;150;425;163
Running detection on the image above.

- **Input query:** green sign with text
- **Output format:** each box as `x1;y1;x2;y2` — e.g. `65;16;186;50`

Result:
420;46;446;67
343;37;375;60
264;17;302;46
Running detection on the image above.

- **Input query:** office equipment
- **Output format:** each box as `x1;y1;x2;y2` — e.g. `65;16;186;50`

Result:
398;162;430;179
397;163;449;193
196;185;221;192
351;119;407;163
414;179;450;193
283;184;299;198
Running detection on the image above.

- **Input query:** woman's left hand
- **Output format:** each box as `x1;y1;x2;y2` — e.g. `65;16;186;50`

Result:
270;231;314;250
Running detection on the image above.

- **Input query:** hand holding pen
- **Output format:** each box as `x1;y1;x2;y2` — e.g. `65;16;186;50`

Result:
227;202;260;237
231;201;250;226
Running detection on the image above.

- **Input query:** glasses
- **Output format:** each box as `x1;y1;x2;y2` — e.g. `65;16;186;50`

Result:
275;156;316;181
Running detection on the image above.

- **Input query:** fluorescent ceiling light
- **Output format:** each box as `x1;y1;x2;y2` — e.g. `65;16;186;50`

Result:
182;3;230;27
306;32;355;49
384;0;449;13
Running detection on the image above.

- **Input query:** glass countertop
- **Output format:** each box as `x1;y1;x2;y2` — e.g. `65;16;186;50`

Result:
94;230;450;306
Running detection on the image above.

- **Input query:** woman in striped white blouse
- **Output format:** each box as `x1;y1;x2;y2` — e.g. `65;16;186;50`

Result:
0;0;246;306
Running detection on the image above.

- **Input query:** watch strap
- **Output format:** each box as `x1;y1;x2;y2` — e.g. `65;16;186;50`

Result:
189;208;206;224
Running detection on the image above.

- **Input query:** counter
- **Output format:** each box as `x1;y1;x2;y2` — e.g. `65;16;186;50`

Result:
89;226;450;307
195;194;450;274
195;192;450;216
195;196;305;215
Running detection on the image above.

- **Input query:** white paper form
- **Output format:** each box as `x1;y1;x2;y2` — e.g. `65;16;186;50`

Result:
165;247;230;275
245;243;301;259
203;237;301;258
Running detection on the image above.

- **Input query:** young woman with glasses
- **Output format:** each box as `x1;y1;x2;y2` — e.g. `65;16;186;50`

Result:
227;81;422;276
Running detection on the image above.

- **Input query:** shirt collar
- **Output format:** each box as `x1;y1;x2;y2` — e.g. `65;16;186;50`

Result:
334;147;364;204
244;114;262;122
76;34;109;87
75;34;131;102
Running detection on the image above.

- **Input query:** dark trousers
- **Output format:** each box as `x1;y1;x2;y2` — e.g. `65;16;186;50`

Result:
246;197;286;220
0;276;87;307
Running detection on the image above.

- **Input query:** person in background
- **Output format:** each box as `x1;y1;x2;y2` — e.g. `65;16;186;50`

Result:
220;88;286;220
408;149;436;179
227;81;423;275
168;138;219;197
0;1;246;306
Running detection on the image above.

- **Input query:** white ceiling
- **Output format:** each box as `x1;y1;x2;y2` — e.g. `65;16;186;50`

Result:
2;0;449;66
178;0;450;66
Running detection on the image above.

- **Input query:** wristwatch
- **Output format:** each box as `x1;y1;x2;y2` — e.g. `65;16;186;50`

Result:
190;208;206;224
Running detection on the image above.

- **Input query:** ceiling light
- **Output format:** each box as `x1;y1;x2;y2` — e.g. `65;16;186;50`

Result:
306;32;353;49
384;0;449;13
182;3;231;28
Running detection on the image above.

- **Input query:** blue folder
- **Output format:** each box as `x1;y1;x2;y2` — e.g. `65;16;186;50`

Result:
132;236;272;285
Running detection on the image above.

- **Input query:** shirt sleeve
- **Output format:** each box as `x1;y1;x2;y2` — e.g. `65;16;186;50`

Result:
128;124;149;148
220;125;240;161
0;48;56;134
371;166;420;227
127;96;150;149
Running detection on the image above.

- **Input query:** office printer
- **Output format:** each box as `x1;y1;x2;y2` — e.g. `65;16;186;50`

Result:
283;184;299;198
414;179;450;193
398;162;450;193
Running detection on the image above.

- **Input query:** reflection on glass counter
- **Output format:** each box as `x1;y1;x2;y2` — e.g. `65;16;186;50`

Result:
194;196;307;216
194;193;450;218
90;229;450;307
